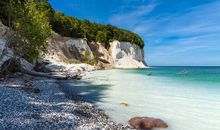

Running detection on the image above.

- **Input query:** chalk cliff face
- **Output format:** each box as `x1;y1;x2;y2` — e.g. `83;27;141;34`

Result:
45;32;94;63
0;21;147;71
109;41;147;68
45;33;147;68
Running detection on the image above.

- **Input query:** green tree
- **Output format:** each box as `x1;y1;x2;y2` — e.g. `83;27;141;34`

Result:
6;0;52;62
96;31;107;43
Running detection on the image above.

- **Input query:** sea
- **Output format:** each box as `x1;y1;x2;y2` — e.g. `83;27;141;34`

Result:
62;67;220;130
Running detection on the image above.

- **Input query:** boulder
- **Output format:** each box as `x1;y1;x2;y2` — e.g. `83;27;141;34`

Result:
20;58;34;71
33;61;51;73
128;117;168;129
0;22;16;73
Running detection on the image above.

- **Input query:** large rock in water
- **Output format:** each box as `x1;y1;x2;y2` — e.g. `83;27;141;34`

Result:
128;117;168;129
109;41;147;68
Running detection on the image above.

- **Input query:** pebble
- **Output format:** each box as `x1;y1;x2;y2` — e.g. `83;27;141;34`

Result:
0;76;132;130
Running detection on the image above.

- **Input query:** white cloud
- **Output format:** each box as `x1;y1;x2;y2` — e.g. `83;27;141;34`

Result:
108;0;220;65
109;1;158;27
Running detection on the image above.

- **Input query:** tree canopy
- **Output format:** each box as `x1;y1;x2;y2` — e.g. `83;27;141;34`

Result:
0;0;52;62
0;0;144;61
50;11;144;48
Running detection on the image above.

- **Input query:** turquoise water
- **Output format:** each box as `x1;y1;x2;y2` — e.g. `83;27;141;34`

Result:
62;67;220;130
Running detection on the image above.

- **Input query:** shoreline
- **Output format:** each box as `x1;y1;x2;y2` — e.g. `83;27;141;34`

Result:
0;72;132;130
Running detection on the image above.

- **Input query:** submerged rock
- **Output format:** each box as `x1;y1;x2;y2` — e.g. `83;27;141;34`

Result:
119;102;129;107
128;116;168;129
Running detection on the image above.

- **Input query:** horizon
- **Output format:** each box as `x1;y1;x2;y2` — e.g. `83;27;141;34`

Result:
49;0;220;66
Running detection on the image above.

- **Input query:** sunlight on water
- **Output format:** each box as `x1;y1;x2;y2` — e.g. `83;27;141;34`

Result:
66;67;220;130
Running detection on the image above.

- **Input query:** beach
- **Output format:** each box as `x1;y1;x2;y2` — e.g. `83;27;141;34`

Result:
1;67;220;130
0;72;131;130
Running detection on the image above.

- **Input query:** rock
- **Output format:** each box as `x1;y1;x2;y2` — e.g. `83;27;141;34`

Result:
128;117;168;129
109;41;147;68
0;22;14;71
19;58;34;71
31;113;42;120
23;87;41;94
32;88;41;93
45;32;94;63
88;42;112;64
0;58;21;75
33;62;50;73
43;32;147;70
119;102;129;107
0;40;14;71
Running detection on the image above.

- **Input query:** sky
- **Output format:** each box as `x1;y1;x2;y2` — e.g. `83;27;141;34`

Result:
49;0;220;66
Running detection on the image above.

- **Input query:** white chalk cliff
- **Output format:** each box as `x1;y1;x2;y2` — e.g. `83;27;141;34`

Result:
109;41;147;68
44;33;147;69
44;32;94;63
0;21;147;74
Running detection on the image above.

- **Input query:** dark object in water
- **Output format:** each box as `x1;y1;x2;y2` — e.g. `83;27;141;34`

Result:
129;116;168;129
147;71;152;76
178;70;189;75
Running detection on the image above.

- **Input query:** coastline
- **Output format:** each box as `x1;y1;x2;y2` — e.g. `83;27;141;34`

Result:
0;71;132;130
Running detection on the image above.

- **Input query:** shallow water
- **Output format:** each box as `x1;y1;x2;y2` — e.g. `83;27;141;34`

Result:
63;67;220;130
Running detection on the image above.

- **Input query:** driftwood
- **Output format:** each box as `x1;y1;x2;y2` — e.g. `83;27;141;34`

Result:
21;69;68;80
1;58;83;80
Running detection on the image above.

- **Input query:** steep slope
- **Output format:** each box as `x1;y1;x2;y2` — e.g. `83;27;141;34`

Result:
45;32;147;69
44;32;94;63
109;41;147;68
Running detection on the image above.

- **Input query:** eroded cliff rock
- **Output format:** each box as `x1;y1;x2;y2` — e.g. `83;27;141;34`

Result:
45;32;94;63
109;41;147;68
0;22;13;71
44;32;147;69
0;22;34;73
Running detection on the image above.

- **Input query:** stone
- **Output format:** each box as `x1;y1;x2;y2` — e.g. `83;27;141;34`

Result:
45;32;94;63
119;102;128;107
88;42;112;64
34;62;50;73
128;117;168;129
32;88;41;93
31;113;42;120
0;58;21;75
19;58;34;71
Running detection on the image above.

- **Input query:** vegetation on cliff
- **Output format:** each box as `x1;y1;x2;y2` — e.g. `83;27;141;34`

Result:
0;0;144;62
1;0;144;47
51;12;144;48
0;0;51;62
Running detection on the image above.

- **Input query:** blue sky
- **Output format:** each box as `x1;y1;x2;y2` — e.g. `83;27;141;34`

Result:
49;0;220;66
